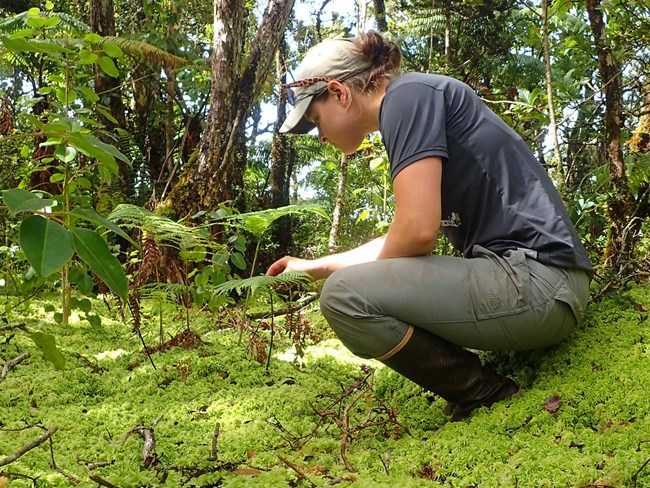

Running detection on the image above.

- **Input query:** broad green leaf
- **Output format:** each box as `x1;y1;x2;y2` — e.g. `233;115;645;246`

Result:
27;8;40;16
75;176;92;189
230;252;246;270
49;173;66;183
86;314;102;327
54;145;77;163
71;227;128;300
78;51;99;65
79;133;129;163
26;16;61;28
10;28;36;39
19;215;74;277
97;55;119;77
80;86;99;102
85;33;102;43
72;207;139;249
102;42;123;58
31;331;66;370
96;105;119;124
0;36;68;54
66;133;117;173
2;189;55;217
55;87;78;105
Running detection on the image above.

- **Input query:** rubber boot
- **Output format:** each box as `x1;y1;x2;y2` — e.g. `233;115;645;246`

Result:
379;325;520;421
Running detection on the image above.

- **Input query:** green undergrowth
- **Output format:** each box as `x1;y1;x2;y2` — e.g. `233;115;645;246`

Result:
1;282;650;487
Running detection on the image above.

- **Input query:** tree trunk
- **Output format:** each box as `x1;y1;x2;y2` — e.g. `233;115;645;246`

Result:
90;0;128;170
328;153;348;253
541;0;564;191
586;0;646;270
373;0;388;32
269;41;294;258
168;0;295;218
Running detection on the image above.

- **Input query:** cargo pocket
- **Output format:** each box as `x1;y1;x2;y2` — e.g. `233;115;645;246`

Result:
469;245;532;320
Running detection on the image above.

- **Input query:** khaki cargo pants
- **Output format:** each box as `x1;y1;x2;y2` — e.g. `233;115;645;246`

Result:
319;246;591;359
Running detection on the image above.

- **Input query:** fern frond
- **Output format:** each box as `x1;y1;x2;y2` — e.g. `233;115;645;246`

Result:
401;8;446;37
222;204;330;239
138;282;189;301
0;11;90;34
54;13;91;33
108;203;213;250
213;272;312;298
0;12;28;32
102;36;188;69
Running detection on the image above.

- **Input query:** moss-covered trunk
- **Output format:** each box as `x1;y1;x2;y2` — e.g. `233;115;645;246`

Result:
167;0;296;219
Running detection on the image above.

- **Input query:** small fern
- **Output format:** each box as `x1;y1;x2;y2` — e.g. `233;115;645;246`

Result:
213;271;312;298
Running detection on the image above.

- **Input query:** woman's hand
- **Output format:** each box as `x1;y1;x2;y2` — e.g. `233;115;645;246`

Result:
266;256;318;279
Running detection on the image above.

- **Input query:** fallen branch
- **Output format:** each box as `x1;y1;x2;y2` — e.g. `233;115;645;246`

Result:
48;436;81;484
0;425;58;467
277;455;317;488
0;471;38;482
114;418;162;470
632;440;650;488
76;457;115;470
89;474;120;488
210;422;221;461
1;352;30;380
0;323;27;334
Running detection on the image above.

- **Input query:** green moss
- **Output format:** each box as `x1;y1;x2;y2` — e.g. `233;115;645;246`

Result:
1;283;650;486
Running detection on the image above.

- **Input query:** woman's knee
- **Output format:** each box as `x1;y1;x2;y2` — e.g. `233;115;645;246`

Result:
319;267;362;320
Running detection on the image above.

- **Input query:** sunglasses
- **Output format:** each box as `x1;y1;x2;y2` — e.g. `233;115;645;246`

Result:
281;77;335;106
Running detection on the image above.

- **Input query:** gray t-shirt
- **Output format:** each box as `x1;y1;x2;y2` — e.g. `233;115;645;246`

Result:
379;72;592;273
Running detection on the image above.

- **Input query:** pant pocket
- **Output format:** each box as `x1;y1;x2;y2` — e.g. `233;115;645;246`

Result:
468;245;532;320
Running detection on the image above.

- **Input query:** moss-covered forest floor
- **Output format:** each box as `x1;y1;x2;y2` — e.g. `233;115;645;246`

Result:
1;282;649;487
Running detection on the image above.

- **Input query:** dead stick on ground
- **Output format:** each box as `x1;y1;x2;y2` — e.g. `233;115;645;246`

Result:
49;437;81;484
0;323;27;334
210;422;220;461
277;455;317;488
1;352;30;380
0;425;58;467
632;440;650;488
89;475;120;488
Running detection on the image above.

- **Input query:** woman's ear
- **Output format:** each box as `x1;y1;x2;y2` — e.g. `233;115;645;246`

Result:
327;80;349;105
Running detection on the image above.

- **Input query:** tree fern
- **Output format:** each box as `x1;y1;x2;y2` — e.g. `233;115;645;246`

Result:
221;204;330;239
400;7;447;38
107;204;212;250
100;36;187;69
0;11;90;34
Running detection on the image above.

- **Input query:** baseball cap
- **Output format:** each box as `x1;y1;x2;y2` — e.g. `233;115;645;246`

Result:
280;37;372;134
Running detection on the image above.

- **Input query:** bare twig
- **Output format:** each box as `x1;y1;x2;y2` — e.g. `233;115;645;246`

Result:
277;455;317;488
1;352;30;380
210;422;221;461
632;440;650;488
114;420;162;470
0;323;27;334
0;425;58;467
76;457;115;470
340;381;368;472
89;474;120;488
0;471;38;482
133;425;158;469
49;435;81;484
